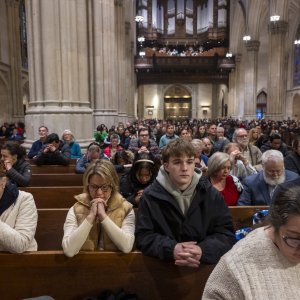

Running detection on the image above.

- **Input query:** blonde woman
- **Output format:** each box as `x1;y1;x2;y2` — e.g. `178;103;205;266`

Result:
62;159;135;257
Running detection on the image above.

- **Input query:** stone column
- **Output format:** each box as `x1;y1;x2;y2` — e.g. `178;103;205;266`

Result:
244;40;260;120
90;0;119;128
228;54;242;118
266;20;288;120
24;0;93;147
5;0;23;119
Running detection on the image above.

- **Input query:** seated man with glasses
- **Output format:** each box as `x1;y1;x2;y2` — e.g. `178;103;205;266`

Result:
238;150;298;206
62;160;135;256
233;128;263;171
203;182;300;299
128;127;160;160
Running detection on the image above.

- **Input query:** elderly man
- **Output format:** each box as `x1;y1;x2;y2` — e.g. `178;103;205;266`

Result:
238;150;299;206
128;127;160;160
233;128;262;171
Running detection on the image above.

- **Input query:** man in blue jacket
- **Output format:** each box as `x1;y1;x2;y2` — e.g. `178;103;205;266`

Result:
136;139;235;267
238;149;299;206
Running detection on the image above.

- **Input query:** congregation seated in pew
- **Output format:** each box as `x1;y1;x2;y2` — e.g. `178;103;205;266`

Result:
62;159;135;257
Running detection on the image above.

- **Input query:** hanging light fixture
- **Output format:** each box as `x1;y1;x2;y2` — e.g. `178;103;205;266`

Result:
270;15;280;22
135;15;144;23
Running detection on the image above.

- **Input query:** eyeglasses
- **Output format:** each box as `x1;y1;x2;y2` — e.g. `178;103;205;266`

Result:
236;134;248;138
139;134;149;137
282;236;300;248
88;184;112;193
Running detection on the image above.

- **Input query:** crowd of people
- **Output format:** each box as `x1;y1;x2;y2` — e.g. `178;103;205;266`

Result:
1;117;300;297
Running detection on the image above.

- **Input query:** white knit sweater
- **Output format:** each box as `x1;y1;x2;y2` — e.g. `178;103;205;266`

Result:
202;227;300;300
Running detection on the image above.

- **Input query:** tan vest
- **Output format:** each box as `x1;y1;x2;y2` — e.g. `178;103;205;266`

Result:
73;192;132;251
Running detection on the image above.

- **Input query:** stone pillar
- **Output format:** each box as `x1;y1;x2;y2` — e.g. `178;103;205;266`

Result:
228;54;242;118
266;20;288;120
211;84;218;119
24;0;93;147
91;0;119;128
5;0;23;119
244;40;260;120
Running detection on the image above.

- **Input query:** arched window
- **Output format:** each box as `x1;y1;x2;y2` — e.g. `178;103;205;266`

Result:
256;91;267;119
293;24;300;87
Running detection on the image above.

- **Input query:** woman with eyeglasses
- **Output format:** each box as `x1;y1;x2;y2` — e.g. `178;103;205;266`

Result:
62;159;135;257
202;181;300;299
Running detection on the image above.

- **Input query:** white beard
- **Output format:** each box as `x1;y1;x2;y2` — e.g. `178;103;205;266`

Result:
263;172;285;186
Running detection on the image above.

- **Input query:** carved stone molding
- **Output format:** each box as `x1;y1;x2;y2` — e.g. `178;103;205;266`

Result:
268;20;288;35
245;40;260;52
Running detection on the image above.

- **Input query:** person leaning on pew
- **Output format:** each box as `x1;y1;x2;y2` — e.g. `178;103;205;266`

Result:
135;139;236;268
202;180;300;299
62;159;135;256
0;163;38;253
33;133;71;166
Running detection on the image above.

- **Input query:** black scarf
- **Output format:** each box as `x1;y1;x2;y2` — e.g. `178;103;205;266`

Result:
0;181;19;216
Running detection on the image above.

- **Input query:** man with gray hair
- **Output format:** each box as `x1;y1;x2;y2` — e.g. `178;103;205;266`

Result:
233;128;262;171
238;150;299;206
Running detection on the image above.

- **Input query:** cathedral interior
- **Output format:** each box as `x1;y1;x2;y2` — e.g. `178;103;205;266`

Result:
1;0;300;144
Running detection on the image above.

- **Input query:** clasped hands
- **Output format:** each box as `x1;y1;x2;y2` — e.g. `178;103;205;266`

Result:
173;241;202;268
87;198;108;224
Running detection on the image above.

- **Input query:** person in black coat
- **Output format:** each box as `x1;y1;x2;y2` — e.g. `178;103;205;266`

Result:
34;133;71;166
135;139;235;267
119;153;158;207
0;141;31;187
284;135;300;175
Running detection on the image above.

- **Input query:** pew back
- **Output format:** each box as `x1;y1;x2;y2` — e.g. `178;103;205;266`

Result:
35;206;269;251
0;251;214;300
30;173;83;186
21;186;82;208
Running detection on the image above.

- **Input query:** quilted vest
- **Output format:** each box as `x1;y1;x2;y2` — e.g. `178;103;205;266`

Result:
73;192;132;251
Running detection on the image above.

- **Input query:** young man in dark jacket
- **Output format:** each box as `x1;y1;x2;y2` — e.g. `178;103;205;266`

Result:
34;133;71;166
136;139;236;267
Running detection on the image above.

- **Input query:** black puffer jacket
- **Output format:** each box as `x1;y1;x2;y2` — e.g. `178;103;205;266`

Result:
6;158;31;187
136;177;236;264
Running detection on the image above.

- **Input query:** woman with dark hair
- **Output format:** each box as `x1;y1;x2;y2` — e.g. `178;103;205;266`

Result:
203;180;300;299
284;135;300;175
120;153;158;207
62;159;135;257
110;150;134;174
1;141;31;186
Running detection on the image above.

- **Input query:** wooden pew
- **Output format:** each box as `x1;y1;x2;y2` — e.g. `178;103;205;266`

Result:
230;206;269;230
30;164;77;174
28;158;78;165
21;186;82;208
0;251;215;300
30;173;83;186
35;206;269;251
36;208;68;250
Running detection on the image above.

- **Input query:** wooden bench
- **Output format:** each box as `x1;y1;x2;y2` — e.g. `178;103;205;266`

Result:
21;186;82;208
35;206;269;251
30;173;83;186
30;164;77;174
0;251;215;300
230;205;269;230
28;158;78;165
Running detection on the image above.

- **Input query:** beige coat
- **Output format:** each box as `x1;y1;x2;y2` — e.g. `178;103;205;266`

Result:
0;190;38;253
